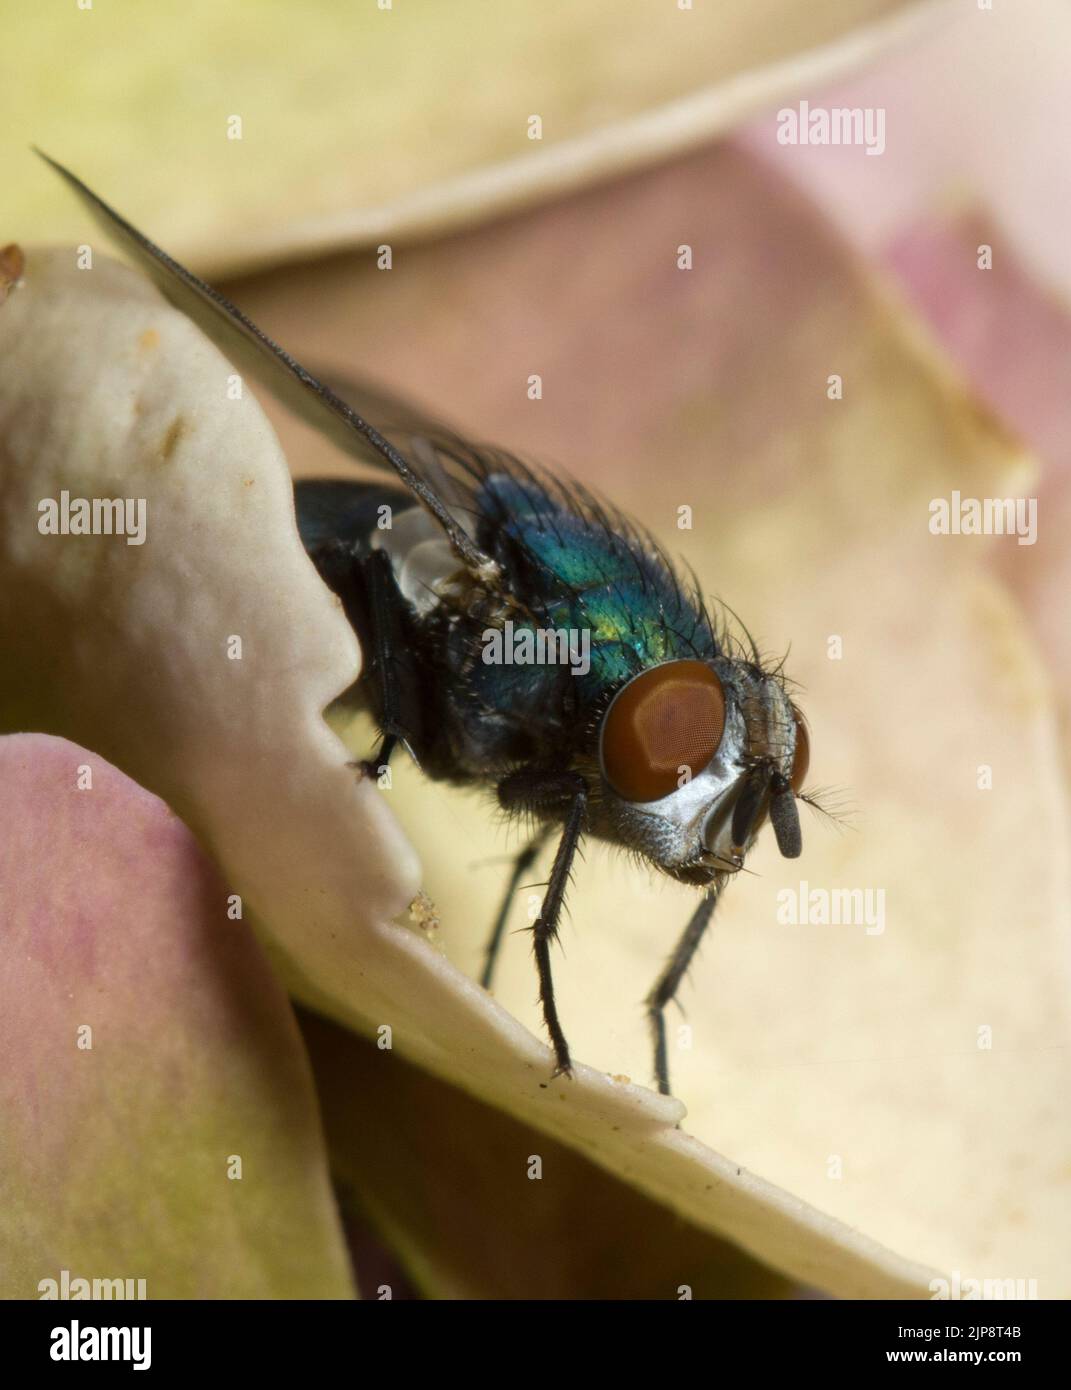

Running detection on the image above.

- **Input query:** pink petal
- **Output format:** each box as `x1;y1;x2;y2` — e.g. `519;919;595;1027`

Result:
0;733;354;1299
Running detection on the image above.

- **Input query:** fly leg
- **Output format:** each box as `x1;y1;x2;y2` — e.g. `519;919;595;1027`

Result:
646;879;724;1097
480;827;552;990
355;547;414;779
497;770;588;1079
307;539;423;778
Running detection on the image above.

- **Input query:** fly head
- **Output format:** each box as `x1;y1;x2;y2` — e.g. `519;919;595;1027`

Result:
596;656;810;884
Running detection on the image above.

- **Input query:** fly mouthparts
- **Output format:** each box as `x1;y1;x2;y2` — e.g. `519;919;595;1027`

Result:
770;786;803;858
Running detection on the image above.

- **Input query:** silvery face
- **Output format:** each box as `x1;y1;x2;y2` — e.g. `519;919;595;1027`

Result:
596;657;801;886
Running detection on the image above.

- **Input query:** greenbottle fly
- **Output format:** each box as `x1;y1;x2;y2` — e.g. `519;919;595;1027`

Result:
42;152;813;1096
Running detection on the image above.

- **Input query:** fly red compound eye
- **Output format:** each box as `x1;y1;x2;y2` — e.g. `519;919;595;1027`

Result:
600;660;726;803
790;706;810;792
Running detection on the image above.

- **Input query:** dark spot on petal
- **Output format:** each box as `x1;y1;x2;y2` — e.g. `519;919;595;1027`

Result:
159;416;186;461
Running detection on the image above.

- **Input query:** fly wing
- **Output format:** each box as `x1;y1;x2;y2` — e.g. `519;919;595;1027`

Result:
296;366;491;530
37;150;494;575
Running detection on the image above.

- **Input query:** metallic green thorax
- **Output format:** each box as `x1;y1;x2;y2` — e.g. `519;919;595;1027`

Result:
469;473;720;712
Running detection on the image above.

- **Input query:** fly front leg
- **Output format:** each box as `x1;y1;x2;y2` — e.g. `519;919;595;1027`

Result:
305;538;424;778
497;769;588;1079
357;547;416;777
646;878;725;1096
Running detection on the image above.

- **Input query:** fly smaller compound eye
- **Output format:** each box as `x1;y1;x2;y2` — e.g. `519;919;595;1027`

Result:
790;706;810;792
600;660;726;803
